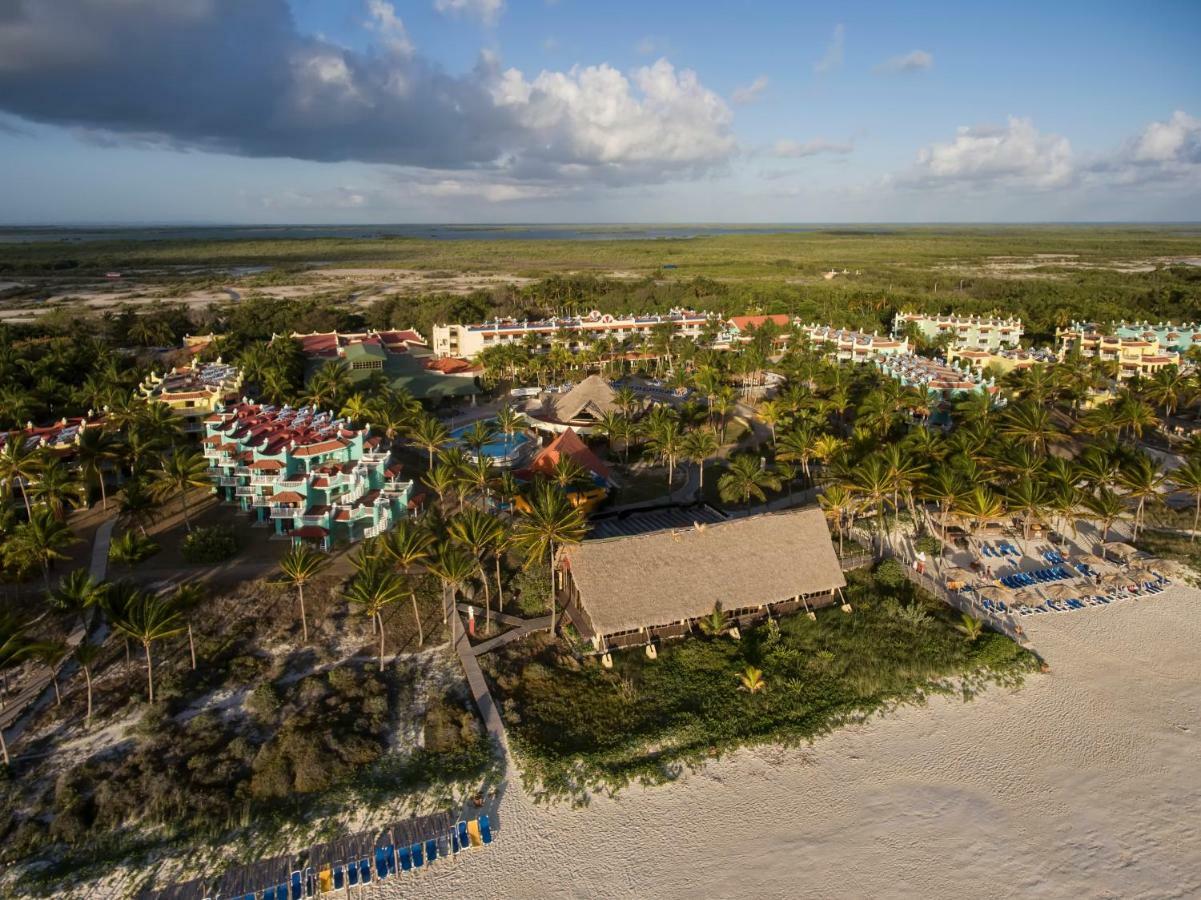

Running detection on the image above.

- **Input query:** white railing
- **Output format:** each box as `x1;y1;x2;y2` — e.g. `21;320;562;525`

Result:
251;474;279;486
299;511;329;524
218;476;237;487
252;496;272;507
203;448;224;459
270;506;299;519
234;486;256;497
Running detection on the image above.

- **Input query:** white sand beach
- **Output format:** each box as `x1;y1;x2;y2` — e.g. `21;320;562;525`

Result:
386;585;1201;899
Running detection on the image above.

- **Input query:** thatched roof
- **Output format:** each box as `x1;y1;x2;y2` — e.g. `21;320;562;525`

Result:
561;507;846;636
551;375;620;423
528;428;612;482
1102;541;1139;559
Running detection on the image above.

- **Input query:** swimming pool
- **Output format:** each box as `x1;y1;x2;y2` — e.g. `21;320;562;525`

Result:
449;420;534;466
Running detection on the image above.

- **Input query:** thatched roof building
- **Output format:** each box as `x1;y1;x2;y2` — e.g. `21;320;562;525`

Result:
524;375;637;435
560;507;846;649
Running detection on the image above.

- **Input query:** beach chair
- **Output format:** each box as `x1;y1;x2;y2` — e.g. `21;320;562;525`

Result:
346;861;358;888
358;858;371;885
398;845;412;872
425;837;437;863
331;862;344;892
291;871;303;900
375;847;388;880
317;867;332;895
467;819;483;848
480;814;493;845
305;867;316;897
384;843;396;876
262;888;276;900
412;842;425;868
458;820;469;848
449;826;461;857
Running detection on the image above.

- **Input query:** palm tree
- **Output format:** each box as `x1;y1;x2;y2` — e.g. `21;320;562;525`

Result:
1170;456;1201;542
953;486;1006;538
737;665;767;694
1006;477;1051;542
645;416;685;488
680;427;720;493
718;453;782;506
382;519;435;646
849;454;895;554
48;568;107;614
449;508;504;635
422;463;458;509
512;482;587;633
819;483;856;557
776;427;816;483
75;426;120;510
275;545;329;643
696;601;728;637
1118;454;1166;541
0;613;38;764
345;566;407;671
410;416;451;470
957;614;984;642
495;405;524;440
30;640;70;706
109;591;185;703
148;449;209;532
3;507;78;589
999;402;1061;454
172;582;205;670
30;458;86;520
426;544;478;642
0;437;42;518
118;477;159;535
1083;488;1127;546
755;399;786;444
459;420;497;458
74;641;104;725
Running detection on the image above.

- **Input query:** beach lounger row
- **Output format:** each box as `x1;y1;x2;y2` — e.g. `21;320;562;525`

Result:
1000;565;1072;589
1015;579;1170;616
981;541;1021;559
204;817;493;899
1042;549;1066;565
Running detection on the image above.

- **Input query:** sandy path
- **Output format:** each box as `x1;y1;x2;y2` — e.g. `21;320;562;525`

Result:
381;586;1201;899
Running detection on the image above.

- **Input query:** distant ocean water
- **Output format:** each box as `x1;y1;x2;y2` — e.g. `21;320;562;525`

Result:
0;224;887;244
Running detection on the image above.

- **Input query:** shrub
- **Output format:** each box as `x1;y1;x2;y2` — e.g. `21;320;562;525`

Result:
873;558;908;589
181;525;240;564
913;534;942;556
248;683;281;718
108;530;160;565
513;563;550;616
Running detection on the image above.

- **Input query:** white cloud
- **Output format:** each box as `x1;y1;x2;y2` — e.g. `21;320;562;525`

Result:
490;58;736;179
770;138;853;158
875;50;933;74
1130;110;1200;164
433;0;504;26
905;116;1074;189
364;1;412;56
731;75;769;106
814;24;844;75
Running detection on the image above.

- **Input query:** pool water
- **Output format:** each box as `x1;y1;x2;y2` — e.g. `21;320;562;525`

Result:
449;421;532;463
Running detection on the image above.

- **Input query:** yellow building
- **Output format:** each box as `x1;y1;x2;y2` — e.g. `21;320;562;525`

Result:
947;346;1057;374
140;360;243;435
1055;326;1180;379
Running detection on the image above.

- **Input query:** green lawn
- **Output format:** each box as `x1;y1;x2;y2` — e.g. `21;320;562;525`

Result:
485;567;1038;804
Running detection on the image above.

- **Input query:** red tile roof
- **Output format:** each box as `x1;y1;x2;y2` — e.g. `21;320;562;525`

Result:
272;491;306;504
528;427;611;482
293;439;348;457
729;314;791;332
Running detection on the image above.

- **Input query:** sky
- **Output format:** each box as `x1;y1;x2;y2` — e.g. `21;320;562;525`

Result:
0;0;1198;224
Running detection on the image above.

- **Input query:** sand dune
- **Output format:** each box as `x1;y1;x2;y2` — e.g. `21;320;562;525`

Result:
386;586;1201;899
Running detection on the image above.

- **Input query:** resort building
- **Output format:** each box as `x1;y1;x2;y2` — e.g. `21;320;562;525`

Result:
288;330;480;401
946;346;1058;374
521;375;636;436
800;324;910;362
559;507;846;651
139;360;243;435
892;312;1023;350
874;353;995;401
1056;321;1189;377
202;403;412;549
0;415;107;457
719;314;794;349
431;309;713;359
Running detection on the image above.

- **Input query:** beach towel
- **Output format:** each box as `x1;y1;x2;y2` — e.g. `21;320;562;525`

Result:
467;819;483;848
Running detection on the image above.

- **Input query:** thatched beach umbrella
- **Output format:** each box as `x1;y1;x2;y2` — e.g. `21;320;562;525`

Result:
1078;553;1105;567
1011;587;1043;608
976;585;1008;603
1100;572;1133;590
943;566;974;583
1043;583;1079;602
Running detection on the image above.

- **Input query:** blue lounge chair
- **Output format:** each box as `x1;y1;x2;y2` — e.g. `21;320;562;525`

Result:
480;814;493;845
450;827;461;856
399;844;412;871
305;867;315;898
359;858;371;885
412;842;424;868
375;847;388;880
291;871;302;900
458;821;469;847
261;888;275;900
385;844;396;875
347;862;359;888
426;838;438;862
332;863;344;892
277;882;287;900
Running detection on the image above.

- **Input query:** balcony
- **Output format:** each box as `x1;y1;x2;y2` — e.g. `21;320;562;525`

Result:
234;466;252;477
234;486;257;497
252;496;272;507
202;448;224;460
270;506;300;519
250;473;279;486
299;511;330;525
217;476;238;487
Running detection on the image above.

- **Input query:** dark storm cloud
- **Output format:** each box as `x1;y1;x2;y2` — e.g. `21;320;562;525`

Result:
0;0;516;168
